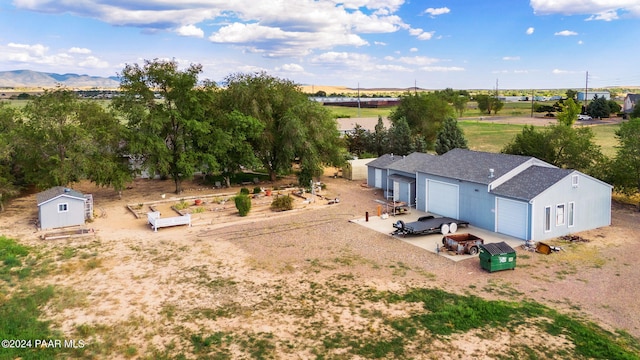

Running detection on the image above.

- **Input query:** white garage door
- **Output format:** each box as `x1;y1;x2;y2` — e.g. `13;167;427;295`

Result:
375;169;382;188
496;198;528;239
427;180;459;219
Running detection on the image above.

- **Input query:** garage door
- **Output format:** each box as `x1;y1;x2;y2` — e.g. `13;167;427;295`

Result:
427;180;459;218
374;169;382;188
496;198;528;239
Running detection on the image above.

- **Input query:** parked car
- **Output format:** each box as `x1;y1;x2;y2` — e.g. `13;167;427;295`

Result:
578;114;592;121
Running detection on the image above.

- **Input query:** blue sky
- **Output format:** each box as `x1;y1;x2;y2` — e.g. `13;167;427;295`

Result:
1;0;639;89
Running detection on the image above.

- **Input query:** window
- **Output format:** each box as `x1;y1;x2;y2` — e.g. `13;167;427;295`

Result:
556;204;565;226
568;202;575;227
544;207;551;232
58;203;69;212
572;175;579;188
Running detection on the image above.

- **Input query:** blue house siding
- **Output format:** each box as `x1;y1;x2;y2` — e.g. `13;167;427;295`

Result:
530;173;611;241
38;196;86;230
387;170;416;206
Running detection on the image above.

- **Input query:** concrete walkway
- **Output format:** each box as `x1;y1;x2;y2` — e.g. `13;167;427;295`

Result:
350;210;524;262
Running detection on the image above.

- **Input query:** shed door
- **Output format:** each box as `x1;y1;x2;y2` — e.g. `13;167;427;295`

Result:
427;180;459;219
496;198;528;239
374;169;382;188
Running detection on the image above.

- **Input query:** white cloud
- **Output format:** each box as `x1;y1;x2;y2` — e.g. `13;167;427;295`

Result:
526;27;535;35
502;56;520;61
277;63;305;72
410;28;435;40
423;7;450;17
177;24;204;38
78;56;109;68
554;30;578;36
396;56;440;66
530;0;640;19
586;10;619;21
13;1;407;58
578;40;584;45
420;66;464;72
552;69;580;74
409;47;418;52
374;41;387;46
69;47;91;54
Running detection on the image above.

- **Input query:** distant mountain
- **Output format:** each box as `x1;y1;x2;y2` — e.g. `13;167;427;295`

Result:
0;70;120;89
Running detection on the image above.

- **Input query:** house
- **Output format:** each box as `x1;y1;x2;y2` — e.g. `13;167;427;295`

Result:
367;149;612;241
366;153;403;196
623;94;640;113
385;152;436;207
36;186;93;230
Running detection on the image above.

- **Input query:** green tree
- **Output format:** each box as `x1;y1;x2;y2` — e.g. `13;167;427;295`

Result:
586;95;610;119
452;94;469;117
502;125;603;173
388;117;413;156
566;89;578;100
475;95;504;115
0;102;20;210
632;103;640;119
389;92;453;146
435;117;469;155
608;118;640;194
556;98;581;126
345;124;369;157
607;99;621;114
112;59;209;194
14;89;128;191
369;115;388;156
220;72;344;184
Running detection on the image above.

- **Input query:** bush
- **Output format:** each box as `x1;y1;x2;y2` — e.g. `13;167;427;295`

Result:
270;195;294;212
253;186;262;194
239;187;250;195
234;195;252;216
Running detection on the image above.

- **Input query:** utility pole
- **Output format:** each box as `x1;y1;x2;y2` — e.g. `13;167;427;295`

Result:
531;89;534;118
584;71;589;111
357;82;361;117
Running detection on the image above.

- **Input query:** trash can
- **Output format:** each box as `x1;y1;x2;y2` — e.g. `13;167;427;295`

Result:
479;242;516;272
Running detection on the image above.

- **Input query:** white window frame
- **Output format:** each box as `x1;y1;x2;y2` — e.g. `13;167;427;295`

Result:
544;206;551;232
568;202;575;227
556;203;565;226
58;203;69;213
572;175;579;188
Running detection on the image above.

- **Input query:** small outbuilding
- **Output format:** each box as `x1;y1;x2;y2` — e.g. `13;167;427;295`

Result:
36;186;92;230
343;158;373;181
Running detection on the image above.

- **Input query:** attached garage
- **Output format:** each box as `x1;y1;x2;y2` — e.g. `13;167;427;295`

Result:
374;169;382;188
426;179;459;219
495;197;528;239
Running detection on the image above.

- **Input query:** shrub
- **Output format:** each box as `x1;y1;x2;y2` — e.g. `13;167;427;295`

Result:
234;195;252;216
253;186;262;194
270;195;294;212
239;187;250;195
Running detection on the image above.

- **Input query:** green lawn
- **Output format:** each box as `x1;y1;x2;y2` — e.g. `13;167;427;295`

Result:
458;121;527;153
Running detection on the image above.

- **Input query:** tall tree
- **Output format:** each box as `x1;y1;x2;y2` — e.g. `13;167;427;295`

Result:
0;103;20;210
556;98;581;126
345;124;369;157
435;117;469;155
112;59;209;193
370;115;388;156
586;95;610;119
13;89;130;191
608;118;640;194
388;117;413;156
475;94;504;115
220;72;343;184
389;92;453;147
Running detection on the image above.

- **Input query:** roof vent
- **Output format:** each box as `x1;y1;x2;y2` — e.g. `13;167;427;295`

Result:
390;153;394;158
64;188;71;192
489;169;495;178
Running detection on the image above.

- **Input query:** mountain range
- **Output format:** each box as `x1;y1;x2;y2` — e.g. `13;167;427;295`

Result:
0;70;120;89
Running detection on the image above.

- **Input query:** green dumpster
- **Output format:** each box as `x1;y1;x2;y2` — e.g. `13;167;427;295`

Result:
479;242;516;272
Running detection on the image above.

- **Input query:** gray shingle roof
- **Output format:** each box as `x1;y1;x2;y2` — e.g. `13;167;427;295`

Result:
490;166;573;201
418;148;535;185
386;152;437;173
36;186;85;206
365;153;403;168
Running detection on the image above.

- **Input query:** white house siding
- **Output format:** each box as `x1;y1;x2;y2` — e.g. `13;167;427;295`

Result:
39;196;86;230
531;173;611;241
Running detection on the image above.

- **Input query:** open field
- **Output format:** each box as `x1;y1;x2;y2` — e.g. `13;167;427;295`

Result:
1;175;640;359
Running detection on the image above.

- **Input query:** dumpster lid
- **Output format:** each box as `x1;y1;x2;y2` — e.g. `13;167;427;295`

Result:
480;241;516;255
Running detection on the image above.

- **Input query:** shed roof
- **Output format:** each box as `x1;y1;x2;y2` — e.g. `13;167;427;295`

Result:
387;152;437;173
36;186;85;206
491;166;573;201
418;149;534;184
366;153;403;169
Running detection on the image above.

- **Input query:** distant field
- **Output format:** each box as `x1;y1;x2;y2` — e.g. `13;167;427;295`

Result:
458;121;527;153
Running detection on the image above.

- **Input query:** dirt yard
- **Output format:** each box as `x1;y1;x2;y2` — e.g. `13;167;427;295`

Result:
1;172;639;359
